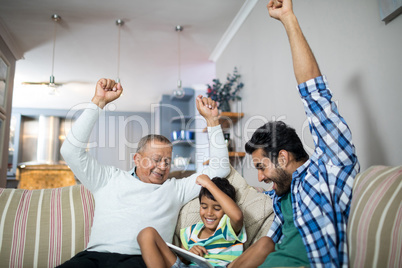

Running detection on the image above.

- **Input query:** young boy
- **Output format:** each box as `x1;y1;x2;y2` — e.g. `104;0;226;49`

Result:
137;175;246;267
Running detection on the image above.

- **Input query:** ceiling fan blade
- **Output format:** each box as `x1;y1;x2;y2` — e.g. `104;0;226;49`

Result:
21;81;95;88
21;81;63;86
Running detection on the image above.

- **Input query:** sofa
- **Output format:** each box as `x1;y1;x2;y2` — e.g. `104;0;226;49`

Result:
0;165;400;268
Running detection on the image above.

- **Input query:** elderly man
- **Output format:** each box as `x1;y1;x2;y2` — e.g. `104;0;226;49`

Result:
59;79;230;267
229;0;359;267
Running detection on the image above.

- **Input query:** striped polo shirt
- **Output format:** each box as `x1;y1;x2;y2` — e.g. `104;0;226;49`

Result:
180;214;247;267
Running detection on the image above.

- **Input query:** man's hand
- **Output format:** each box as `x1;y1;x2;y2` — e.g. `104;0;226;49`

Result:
91;78;123;109
267;0;321;84
196;95;219;127
267;0;294;22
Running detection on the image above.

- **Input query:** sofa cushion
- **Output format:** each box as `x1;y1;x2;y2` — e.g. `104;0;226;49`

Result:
347;165;402;268
174;166;274;249
0;185;94;268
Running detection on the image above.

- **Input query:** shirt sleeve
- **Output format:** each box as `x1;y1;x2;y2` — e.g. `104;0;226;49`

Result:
201;125;230;178
266;194;283;243
298;76;358;167
222;215;247;243
60;102;112;192
296;76;360;266
180;224;195;250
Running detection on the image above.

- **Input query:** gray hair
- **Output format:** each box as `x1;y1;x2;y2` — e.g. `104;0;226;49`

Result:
136;134;172;153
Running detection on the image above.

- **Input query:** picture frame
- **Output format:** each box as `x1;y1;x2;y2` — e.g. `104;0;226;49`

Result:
379;0;402;23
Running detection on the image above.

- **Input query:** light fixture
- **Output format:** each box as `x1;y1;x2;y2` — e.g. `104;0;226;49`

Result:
173;25;185;98
115;19;124;83
22;14;62;93
49;14;60;89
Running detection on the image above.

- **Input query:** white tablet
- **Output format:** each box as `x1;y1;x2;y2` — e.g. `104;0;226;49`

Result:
166;242;213;268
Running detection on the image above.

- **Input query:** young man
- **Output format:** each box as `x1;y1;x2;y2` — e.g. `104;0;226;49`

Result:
229;0;359;267
59;79;230;267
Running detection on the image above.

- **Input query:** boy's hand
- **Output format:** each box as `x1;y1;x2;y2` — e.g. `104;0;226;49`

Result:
196;174;212;188
189;245;208;257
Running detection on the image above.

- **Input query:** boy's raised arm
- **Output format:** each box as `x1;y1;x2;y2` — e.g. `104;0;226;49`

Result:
196;175;243;234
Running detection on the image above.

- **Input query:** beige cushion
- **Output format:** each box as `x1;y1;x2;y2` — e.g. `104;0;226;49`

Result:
0;185;94;268
348;165;402;268
174;166;274;249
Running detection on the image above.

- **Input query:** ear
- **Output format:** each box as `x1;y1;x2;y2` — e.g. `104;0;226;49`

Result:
277;150;289;168
133;153;141;167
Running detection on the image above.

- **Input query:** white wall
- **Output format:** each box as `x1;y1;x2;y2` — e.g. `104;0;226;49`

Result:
216;0;402;188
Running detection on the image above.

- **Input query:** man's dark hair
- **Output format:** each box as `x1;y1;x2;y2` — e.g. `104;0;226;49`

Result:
199;177;236;202
245;121;308;164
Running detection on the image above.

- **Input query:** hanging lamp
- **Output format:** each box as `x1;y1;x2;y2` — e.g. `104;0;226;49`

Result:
172;25;185;98
115;19;124;83
22;14;63;91
49;14;60;89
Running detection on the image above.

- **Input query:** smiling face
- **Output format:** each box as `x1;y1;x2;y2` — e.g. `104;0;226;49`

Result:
134;140;172;184
251;148;292;196
199;196;225;235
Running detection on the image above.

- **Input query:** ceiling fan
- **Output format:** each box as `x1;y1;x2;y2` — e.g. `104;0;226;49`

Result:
22;14;91;91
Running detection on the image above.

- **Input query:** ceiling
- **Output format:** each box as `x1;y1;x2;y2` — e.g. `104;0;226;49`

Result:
0;0;247;112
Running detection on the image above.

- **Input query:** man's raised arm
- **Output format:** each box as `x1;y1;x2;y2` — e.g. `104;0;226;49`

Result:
268;0;321;84
60;79;123;191
196;95;230;179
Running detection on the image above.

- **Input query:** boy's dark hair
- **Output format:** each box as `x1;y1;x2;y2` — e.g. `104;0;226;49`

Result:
245;121;308;164
199;177;236;202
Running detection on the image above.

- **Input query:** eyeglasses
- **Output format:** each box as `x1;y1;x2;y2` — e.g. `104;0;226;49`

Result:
141;155;172;168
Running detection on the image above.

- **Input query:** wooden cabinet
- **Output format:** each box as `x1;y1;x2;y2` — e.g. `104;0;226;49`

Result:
0;40;18;187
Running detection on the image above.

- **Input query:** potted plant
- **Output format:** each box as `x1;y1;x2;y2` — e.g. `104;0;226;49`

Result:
206;67;243;112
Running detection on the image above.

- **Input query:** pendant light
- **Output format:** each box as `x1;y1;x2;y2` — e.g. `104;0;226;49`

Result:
21;14;62;92
49;14;60;89
173;25;185;98
115;19;124;83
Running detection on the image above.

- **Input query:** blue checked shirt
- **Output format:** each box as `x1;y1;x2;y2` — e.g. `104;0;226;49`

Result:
267;76;360;268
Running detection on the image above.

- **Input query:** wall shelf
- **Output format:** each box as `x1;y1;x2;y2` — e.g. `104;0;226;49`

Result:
203;151;246;165
170;163;196;172
229;151;246;158
202;111;245;172
171;140;195;146
169;163;196;179
170;116;193;123
203;112;244;132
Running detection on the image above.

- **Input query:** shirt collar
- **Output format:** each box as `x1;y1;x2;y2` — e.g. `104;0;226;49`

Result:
130;167;140;180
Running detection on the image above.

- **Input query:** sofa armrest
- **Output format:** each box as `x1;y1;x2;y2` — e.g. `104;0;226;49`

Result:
0;185;95;267
348;165;402;268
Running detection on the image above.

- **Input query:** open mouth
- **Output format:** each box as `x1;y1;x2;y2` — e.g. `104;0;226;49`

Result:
152;171;164;178
205;218;216;225
263;179;275;189
264;178;273;184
